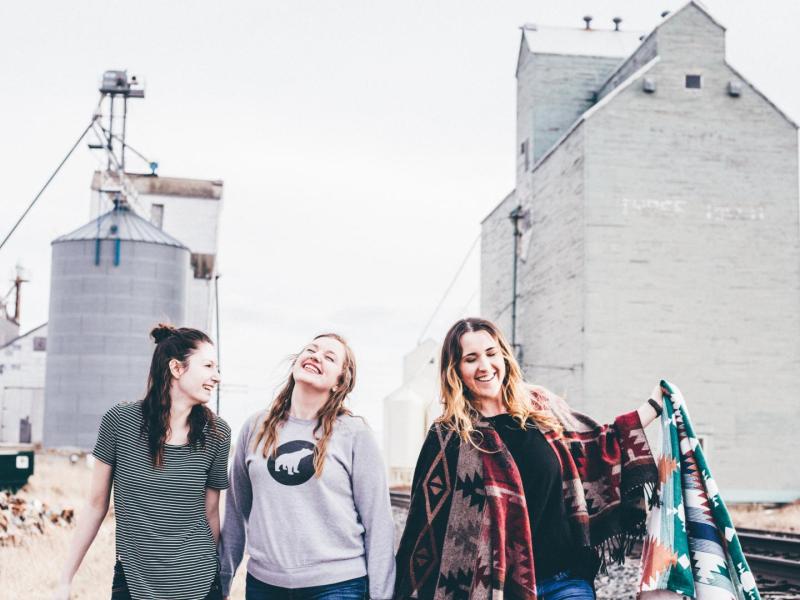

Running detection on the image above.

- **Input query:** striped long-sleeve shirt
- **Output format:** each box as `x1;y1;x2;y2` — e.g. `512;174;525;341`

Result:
93;402;231;600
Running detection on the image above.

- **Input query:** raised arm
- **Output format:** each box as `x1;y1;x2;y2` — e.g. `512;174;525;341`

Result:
54;459;113;600
636;382;665;429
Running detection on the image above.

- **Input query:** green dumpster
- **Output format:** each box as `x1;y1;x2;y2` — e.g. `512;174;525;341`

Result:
0;450;35;493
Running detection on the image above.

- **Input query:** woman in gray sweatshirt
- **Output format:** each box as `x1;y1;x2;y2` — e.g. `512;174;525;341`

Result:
219;333;396;600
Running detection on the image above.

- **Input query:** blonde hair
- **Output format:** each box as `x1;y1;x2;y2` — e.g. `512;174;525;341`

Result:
251;333;356;477
437;318;562;444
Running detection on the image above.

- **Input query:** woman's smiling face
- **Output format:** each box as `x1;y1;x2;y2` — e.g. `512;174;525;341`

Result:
457;329;506;403
292;336;346;393
171;341;220;405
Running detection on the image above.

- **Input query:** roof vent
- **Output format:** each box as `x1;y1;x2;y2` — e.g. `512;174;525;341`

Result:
583;15;592;30
613;17;622;31
728;80;743;97
661;10;670;18
642;77;656;93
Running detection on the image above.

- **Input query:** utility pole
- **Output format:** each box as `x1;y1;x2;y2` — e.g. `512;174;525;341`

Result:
215;273;222;415
509;205;526;360
12;266;28;325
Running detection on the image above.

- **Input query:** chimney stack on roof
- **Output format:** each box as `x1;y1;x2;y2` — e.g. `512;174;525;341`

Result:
583;15;592;30
613;17;622;31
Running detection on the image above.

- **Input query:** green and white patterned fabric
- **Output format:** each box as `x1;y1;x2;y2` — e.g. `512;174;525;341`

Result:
638;380;760;600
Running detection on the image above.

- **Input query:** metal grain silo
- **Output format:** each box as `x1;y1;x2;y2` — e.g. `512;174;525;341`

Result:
43;201;190;448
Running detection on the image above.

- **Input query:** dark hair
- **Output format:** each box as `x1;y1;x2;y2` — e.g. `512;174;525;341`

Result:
141;323;217;467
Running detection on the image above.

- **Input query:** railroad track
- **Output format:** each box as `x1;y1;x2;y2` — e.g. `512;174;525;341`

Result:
390;490;411;509
738;528;800;596
388;495;800;596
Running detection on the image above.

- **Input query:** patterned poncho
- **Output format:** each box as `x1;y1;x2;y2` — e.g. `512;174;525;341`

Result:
395;386;658;599
638;380;760;599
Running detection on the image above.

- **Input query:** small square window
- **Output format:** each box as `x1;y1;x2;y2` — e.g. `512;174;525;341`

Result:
685;74;702;89
191;253;216;280
521;139;530;171
150;204;164;229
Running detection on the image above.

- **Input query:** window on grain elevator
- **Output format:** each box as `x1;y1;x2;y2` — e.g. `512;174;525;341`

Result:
521;139;530;171
191;253;216;279
150;203;164;229
685;74;702;89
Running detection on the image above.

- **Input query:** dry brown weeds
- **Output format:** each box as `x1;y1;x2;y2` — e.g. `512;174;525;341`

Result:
0;452;246;600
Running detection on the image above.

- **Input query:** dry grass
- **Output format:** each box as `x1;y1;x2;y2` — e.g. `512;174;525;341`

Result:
0;452;247;600
729;501;800;533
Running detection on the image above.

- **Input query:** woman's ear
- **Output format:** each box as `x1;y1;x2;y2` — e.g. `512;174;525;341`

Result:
169;358;184;379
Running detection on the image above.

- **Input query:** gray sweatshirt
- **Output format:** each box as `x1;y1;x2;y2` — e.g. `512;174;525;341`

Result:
219;411;396;599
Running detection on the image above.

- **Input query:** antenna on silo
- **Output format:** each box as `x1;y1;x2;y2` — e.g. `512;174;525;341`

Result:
89;71;157;215
91;71;145;173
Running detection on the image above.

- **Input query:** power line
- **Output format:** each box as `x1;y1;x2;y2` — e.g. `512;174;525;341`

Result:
0;116;99;253
417;233;480;344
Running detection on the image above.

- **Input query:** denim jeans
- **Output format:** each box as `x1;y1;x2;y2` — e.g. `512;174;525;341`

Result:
110;560;223;600
245;573;368;600
536;570;595;600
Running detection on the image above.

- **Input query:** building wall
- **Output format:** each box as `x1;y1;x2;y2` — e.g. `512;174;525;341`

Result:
483;2;800;500
480;190;517;336
596;34;658;101
0;319;19;347
0;325;47;444
90;174;222;332
151;193;220;331
481;129;587;405
516;49;622;182
517;125;587;406
581;18;799;500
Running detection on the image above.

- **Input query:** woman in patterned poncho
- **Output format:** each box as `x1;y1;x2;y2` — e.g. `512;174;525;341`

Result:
394;318;661;600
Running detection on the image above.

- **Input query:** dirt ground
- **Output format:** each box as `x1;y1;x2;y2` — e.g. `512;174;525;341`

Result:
0;452;247;600
728;501;800;533
1;452;798;599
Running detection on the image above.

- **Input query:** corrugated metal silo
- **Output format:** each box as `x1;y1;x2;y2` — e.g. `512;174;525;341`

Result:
43;201;190;448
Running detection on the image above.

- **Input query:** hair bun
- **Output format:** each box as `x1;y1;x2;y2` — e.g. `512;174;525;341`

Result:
151;323;177;344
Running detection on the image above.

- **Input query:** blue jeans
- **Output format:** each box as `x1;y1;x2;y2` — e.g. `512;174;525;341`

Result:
245;573;367;600
536;570;595;600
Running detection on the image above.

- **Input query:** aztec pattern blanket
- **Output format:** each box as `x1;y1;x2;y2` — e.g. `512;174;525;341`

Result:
639;380;759;600
395;386;658;599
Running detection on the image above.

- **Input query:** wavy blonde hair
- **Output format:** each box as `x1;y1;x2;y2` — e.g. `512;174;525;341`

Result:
437;318;562;445
251;333;356;477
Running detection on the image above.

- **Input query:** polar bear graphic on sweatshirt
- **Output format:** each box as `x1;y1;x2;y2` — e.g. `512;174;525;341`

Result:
275;448;314;475
268;440;317;485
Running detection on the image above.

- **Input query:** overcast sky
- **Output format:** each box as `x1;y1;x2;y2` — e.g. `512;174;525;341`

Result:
1;0;798;444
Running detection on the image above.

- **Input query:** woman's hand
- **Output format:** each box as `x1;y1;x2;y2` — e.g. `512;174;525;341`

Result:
636;382;664;429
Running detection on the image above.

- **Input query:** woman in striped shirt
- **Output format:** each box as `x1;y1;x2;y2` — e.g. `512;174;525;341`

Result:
55;324;231;600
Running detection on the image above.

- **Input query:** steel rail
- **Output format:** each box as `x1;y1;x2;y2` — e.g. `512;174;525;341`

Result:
390;490;411;509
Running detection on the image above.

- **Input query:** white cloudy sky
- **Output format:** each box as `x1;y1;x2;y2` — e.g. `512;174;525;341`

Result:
1;0;798;444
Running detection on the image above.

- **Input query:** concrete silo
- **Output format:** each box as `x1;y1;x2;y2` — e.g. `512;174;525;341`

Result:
43;200;190;448
383;339;440;487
